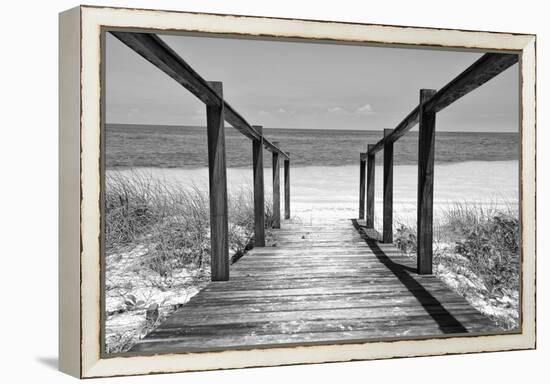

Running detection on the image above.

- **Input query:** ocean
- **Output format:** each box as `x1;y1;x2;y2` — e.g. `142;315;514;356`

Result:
106;124;519;169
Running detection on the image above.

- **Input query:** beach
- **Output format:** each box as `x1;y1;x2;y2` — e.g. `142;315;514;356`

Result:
105;126;521;351
110;160;518;227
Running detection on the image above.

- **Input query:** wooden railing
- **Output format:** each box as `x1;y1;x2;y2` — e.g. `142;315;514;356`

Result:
112;31;291;281
358;52;518;275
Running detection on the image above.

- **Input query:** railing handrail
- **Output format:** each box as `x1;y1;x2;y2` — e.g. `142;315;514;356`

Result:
367;52;518;155
359;50;518;275
111;31;290;159
111;30;291;282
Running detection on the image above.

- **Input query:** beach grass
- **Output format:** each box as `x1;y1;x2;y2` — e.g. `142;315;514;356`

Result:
394;202;519;329
104;171;273;353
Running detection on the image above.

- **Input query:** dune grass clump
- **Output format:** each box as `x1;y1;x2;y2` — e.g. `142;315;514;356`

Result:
442;204;519;295
104;171;274;353
393;202;519;329
106;171;273;270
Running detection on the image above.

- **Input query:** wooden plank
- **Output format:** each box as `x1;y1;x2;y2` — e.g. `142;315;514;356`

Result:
272;142;281;228
424;53;519;114
185;288;463;304
231;257;412;264
181;296;476;313
233;254;415;261
252;125;265;247
359;153;366;219
132;323;493;353
383;129;393;243
110;31;289;159
160;305;486;327
366;145;376;228
149;316;491;338
284;155;290;219
417;89;437;275
206;81;229;281
367;52;518;155
247;251;401;257
268;244;371;250
201;281;462;293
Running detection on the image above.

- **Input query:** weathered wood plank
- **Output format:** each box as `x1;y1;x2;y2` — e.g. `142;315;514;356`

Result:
383;129;393;243
359;153;366;219
180;298;478;316
252;125;265;247
160;305;488;327
196;283;470;297
148;316;491;339
206;81;229;281
424;53;518;114
272;142;281;228
200;282;466;295
366;145;376;228
417;89;437;274
132;324;496;353
284;155;290;219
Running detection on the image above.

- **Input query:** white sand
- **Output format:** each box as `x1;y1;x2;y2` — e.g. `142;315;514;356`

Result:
110;160;518;228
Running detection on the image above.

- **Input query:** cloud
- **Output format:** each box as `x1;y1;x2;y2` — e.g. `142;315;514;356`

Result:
270;108;296;115
327;106;349;115
327;104;375;116
356;103;374;115
258;110;271;116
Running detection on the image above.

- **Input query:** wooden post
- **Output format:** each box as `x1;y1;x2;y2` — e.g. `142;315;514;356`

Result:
284;154;290;220
417;89;437;274
359;153;366;219
252;125;265;247
272;142;281;229
206;81;229;281
383;129;393;243
366;144;376;228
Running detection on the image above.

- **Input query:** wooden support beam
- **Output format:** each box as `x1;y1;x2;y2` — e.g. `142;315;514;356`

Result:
272;142;281;229
366;144;376;228
252;125;265;247
359;153;366;220
417;89;437;275
284;154;290;220
110;31;289;159
383;129;393;244
206;81;229;281
367;52;518;156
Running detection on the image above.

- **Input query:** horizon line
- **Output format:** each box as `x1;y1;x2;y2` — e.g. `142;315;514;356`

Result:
106;122;518;134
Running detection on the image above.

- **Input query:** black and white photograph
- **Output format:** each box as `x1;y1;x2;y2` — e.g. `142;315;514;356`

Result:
103;29;521;354
4;0;548;381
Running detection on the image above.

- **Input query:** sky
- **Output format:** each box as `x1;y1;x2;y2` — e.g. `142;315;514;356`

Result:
106;32;519;132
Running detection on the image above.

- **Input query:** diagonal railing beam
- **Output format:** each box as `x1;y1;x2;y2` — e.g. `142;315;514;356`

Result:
111;31;289;159
367;52;518;155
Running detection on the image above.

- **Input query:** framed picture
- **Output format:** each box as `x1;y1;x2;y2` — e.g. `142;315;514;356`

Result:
59;5;536;378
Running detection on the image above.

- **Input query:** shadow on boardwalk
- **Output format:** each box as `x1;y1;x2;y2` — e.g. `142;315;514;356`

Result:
352;220;467;334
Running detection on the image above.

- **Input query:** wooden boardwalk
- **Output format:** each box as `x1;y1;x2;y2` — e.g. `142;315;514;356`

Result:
131;220;500;353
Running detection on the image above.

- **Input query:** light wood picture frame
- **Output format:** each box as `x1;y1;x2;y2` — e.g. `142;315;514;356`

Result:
59;5;536;378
